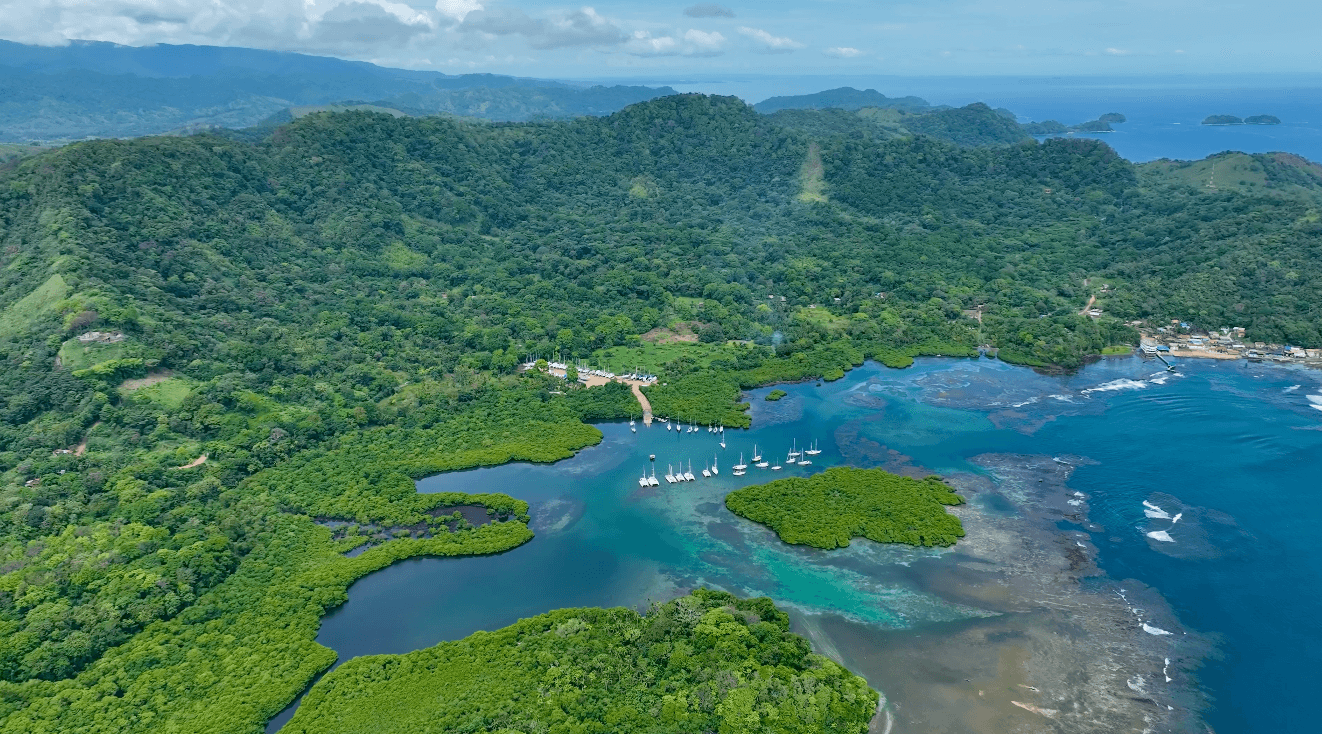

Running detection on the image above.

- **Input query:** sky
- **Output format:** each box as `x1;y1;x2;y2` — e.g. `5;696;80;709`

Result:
0;0;1317;80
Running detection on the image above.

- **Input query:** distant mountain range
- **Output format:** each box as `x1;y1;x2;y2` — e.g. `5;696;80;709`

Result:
0;43;1127;152
753;87;934;114
0;40;675;142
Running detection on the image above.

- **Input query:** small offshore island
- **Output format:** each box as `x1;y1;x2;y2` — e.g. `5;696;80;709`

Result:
1202;114;1281;125
725;467;966;549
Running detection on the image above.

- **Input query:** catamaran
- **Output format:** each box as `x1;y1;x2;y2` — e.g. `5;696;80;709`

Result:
702;461;711;478
684;460;695;481
648;467;659;487
665;465;676;484
734;453;747;471
805;439;821;456
638;468;649;487
711;455;719;475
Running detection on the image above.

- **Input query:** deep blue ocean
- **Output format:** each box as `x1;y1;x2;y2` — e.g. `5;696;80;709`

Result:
270;356;1322;733
606;73;1322;164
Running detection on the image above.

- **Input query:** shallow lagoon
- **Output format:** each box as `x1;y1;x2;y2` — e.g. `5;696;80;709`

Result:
273;355;1322;733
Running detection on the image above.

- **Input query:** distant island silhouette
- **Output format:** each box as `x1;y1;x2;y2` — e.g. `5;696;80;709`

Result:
1203;114;1281;125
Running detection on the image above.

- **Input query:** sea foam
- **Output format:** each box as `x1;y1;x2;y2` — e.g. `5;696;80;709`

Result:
1082;378;1149;396
1307;394;1322;405
1143;500;1171;520
1147;530;1175;543
1142;623;1173;636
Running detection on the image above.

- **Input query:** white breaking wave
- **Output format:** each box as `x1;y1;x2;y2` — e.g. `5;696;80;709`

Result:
1082;378;1149;396
1010;396;1039;408
1049;394;1075;402
1143;500;1171;520
1170;512;1183;525
1307;394;1322;405
1311;404;1322;413
1142;623;1173;636
1284;385;1301;393
1147;530;1175;543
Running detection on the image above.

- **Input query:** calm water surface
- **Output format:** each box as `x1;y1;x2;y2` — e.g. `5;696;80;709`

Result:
276;356;1322;733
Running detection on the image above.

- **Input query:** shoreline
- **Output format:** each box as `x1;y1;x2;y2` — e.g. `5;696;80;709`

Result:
797;452;1208;734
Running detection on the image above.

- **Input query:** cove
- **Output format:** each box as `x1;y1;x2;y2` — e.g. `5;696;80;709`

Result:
273;356;1322;733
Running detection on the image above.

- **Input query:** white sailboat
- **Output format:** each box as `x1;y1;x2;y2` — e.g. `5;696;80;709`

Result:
667;421;672;431
788;439;800;459
771;459;782;471
711;455;719;476
752;444;762;463
684;460;695;481
665;465;676;484
797;457;812;466
638;468;649;487
649;466;659;487
719;436;726;449
805;439;821;456
734;453;747;471
702;461;711;478
733;468;745;477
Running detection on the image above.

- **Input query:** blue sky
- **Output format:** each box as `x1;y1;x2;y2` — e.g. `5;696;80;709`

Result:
1;0;1316;79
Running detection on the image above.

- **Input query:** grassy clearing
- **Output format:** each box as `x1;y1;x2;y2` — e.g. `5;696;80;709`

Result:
798;141;826;203
1101;345;1133;355
0;273;69;339
795;306;850;331
121;376;195;409
1139;152;1267;194
58;338;130;371
593;341;741;374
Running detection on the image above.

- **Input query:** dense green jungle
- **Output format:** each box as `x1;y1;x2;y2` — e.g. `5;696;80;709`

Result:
283;589;877;734
0;92;1320;732
725;467;966;549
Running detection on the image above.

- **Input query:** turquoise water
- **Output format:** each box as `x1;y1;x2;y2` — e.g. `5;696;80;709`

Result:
277;356;1322;732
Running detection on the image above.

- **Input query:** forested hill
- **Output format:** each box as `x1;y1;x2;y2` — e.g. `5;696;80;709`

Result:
764;101;1033;147
0;92;1320;732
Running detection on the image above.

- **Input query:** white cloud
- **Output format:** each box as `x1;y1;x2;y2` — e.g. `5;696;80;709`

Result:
435;0;482;23
684;3;734;18
737;26;803;53
684;29;725;52
1104;47;1130;55
823;46;863;58
461;6;625;49
623;27;725;57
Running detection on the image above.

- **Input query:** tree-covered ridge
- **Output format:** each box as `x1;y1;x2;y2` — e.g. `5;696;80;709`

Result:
0;91;1318;730
284;589;878;734
725;467;966;549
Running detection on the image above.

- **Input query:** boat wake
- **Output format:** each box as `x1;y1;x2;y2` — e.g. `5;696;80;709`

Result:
1143;500;1171;520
